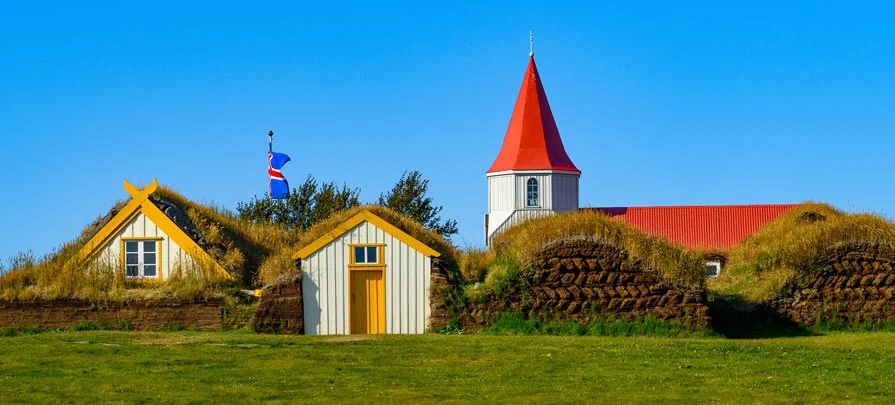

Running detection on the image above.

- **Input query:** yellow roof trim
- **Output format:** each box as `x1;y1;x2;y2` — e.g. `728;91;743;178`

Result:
73;178;232;280
294;209;441;260
74;178;157;263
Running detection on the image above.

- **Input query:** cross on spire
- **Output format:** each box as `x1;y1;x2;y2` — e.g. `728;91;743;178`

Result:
529;31;533;56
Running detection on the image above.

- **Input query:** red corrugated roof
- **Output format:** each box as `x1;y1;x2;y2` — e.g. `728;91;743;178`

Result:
487;55;579;174
587;204;798;250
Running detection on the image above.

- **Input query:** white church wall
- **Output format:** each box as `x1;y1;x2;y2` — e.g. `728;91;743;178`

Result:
514;174;553;210
488;174;515;212
486;170;580;245
551;173;580;212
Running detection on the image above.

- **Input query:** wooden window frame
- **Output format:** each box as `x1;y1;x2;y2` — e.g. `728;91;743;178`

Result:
348;244;385;270
120;237;163;282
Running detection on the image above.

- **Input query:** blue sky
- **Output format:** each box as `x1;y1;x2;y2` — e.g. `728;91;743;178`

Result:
1;1;894;261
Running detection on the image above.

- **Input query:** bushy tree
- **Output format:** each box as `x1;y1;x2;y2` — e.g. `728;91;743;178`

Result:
311;182;361;225
237;175;360;231
378;170;458;240
238;171;457;240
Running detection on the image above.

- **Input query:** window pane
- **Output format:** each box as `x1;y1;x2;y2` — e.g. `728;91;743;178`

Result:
527;179;539;206
143;242;156;253
125;241;138;253
126;265;139;277
354;246;365;264
126;253;139;265
366;247;377;264
144;253;156;266
143;265;157;277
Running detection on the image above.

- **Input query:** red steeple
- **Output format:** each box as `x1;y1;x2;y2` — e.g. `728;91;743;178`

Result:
487;55;579;174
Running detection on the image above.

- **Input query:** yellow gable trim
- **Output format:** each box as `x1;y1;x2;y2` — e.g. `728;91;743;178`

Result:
75;178;157;263
294;210;441;260
74;178;233;281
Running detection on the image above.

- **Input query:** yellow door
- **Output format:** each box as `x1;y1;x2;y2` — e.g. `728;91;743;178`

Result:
350;270;385;334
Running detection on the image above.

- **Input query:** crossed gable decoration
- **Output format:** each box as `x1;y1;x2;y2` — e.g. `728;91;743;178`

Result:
74;179;232;280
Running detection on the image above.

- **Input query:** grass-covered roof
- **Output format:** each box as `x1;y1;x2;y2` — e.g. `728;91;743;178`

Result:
0;183;465;299
489;210;706;288
708;203;895;303
0;183;298;300
293;205;458;262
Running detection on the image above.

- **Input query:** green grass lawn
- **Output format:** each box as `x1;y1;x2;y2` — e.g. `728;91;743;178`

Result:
1;331;893;404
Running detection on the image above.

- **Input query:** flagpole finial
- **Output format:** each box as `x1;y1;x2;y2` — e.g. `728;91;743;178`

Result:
529;31;533;56
268;130;274;150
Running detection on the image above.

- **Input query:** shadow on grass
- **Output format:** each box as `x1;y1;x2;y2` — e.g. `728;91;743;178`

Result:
708;295;814;339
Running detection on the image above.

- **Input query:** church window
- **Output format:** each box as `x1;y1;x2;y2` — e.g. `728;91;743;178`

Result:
526;178;539;207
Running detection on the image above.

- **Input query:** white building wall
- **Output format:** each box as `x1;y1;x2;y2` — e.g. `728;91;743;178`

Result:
551;173;579;212
488;174;515;212
301;220;433;335
486;170;580;244
95;212;192;279
514;173;555;209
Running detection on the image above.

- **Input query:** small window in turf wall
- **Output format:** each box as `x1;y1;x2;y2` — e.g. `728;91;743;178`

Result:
704;261;721;277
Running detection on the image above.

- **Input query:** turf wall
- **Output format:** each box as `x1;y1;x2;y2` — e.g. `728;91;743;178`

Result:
772;241;895;326
465;238;709;329
0;298;224;331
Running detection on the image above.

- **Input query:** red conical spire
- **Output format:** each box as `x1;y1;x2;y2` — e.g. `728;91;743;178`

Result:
487;55;579;174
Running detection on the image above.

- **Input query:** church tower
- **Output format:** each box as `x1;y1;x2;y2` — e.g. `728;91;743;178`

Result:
485;49;581;245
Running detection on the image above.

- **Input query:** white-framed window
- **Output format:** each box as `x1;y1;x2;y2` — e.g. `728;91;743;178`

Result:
124;240;159;279
352;245;380;265
526;178;539;207
704;261;721;278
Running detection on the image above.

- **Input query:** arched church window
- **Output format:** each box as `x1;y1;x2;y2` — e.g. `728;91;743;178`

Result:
526;178;539;207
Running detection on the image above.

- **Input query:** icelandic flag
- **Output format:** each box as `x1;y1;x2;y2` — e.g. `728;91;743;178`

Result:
268;149;291;199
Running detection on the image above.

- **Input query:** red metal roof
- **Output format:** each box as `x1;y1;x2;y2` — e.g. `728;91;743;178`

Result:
487;55;580;174
587;204;798;250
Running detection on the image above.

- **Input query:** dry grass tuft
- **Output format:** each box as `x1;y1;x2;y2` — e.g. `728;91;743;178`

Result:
257;248;299;286
708;202;895;303
489;210;705;289
457;247;494;283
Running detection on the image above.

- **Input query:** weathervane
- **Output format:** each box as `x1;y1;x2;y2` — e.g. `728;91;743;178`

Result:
529;31;534;56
